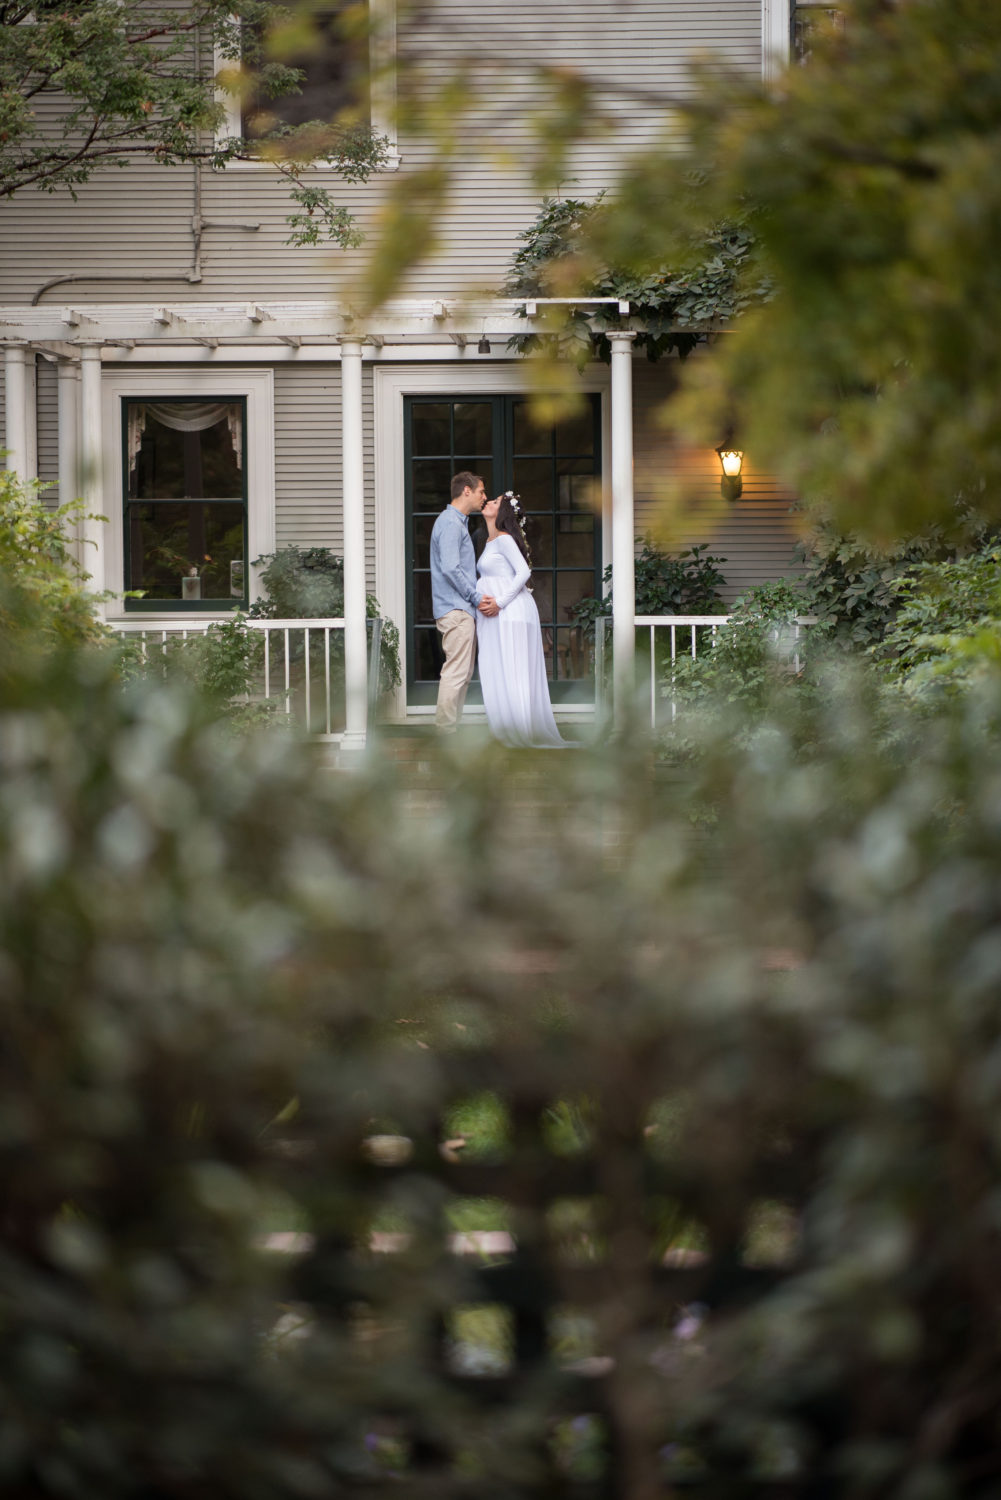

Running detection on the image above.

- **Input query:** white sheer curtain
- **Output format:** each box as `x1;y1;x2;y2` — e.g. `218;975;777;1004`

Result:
127;402;243;478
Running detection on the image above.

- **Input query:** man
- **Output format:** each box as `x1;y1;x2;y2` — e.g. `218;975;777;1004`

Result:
429;471;499;732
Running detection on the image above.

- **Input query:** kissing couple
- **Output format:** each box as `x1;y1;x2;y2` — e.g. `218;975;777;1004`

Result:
429;471;565;748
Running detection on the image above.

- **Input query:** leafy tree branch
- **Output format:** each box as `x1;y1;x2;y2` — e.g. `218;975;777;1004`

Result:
0;0;388;244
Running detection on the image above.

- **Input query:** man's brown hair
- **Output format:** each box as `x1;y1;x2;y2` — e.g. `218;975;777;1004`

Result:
450;471;483;501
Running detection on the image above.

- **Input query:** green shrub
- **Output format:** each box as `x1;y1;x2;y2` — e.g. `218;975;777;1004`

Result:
113;611;277;730
251;545;401;695
875;543;1001;702
665;577;810;722
251;545;347;619
114;547;401;729
794;514;988;651
572;539;728;637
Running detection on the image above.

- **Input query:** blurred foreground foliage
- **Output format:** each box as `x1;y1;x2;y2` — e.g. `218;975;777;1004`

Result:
0;469;108;651
586;0;1001;540
4;547;1001;1497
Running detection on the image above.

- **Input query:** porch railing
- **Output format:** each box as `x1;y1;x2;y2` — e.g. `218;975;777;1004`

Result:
109;617;384;738
595;614;814;729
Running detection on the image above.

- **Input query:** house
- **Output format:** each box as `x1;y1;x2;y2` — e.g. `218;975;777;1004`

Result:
0;0;819;742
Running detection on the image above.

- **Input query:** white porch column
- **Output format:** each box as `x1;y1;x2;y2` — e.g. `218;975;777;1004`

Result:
3;345;30;480
762;0;791;83
57;360;81;559
608;330;638;728
340;338;368;751
79;345;105;597
25;353;37;482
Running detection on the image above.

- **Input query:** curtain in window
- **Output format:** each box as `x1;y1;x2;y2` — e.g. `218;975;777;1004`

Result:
127;402;243;477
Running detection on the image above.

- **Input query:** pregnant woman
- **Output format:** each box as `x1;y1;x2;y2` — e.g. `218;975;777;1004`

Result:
475;491;565;748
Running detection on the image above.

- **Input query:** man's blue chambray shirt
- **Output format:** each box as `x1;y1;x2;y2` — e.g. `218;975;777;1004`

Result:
430;504;482;620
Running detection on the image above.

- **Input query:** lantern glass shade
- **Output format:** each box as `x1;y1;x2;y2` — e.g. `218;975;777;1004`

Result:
715;444;743;501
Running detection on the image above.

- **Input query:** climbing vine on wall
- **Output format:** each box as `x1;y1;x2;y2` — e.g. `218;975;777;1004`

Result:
503;195;772;366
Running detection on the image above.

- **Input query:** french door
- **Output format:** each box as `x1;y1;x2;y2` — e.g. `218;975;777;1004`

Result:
405;394;602;705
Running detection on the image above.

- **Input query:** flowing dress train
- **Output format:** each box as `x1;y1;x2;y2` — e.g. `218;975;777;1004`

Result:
476;534;565;748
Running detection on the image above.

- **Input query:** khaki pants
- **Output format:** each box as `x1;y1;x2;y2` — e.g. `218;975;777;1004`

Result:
435;609;476;730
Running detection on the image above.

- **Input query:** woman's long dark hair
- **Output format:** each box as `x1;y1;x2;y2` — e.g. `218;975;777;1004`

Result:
495;491;532;568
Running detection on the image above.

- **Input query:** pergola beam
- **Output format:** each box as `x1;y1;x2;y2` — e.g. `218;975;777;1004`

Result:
0;300;561;346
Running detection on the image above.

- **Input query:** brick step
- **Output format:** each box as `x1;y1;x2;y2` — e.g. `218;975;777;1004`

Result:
349;724;588;791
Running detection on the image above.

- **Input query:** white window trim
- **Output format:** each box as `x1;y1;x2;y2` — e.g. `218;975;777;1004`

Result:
101;367;275;619
373;362;611;720
214;0;399;170
761;0;791;81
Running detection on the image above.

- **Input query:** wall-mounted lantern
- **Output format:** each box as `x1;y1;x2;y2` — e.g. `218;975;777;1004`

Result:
715;444;744;501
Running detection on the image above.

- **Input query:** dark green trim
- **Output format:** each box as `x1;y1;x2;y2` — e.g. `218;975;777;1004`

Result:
122;596;245;614
404;394;602;707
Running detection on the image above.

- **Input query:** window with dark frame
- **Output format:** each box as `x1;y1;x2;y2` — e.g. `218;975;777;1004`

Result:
241;0;369;140
123;398;248;610
792;2;846;62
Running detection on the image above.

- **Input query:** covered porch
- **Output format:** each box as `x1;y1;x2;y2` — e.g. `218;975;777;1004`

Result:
2;295;716;744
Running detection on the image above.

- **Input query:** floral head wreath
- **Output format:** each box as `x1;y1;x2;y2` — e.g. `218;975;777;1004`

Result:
502;490;527;533
500;489;532;571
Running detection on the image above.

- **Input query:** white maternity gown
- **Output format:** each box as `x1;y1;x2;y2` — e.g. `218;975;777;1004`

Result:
476;533;565;748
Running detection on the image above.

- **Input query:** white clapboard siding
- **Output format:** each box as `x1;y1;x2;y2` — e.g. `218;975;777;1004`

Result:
632;359;804;604
36;357;59;500
273;363;377;589
274;364;341;553
0;0;760;304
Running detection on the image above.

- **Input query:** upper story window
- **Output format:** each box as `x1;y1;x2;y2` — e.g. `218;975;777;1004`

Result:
216;0;396;163
241;2;369;138
792;4;846;63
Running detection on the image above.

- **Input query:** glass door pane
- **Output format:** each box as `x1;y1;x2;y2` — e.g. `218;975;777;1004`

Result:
406;398;498;705
508;398;601;701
